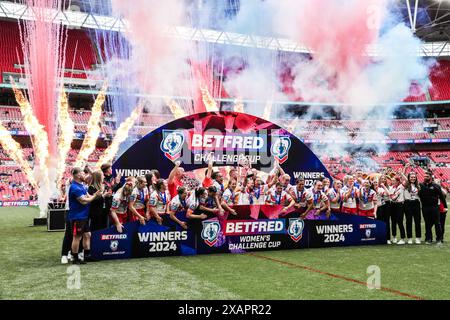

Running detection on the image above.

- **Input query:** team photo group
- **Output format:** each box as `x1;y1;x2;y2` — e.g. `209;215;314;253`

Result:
63;157;448;264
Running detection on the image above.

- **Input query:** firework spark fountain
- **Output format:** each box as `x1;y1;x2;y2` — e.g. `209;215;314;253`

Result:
11;80;52;215
263;100;273;121
14;0;67;216
200;86;218;112
56;87;74;189
233;98;244;113
95;105;142;168
19;0;66;159
0;123;37;188
165;98;187;119
75;83;108;168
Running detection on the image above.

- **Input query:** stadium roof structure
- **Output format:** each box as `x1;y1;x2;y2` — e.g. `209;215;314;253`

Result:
407;0;450;42
2;0;450;57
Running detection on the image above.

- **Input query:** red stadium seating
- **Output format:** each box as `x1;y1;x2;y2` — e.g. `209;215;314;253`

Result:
429;61;450;101
0;21;97;81
388;131;431;140
403;82;427;102
434;131;450;139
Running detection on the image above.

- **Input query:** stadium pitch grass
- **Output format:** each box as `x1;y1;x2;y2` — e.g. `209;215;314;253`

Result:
0;207;449;300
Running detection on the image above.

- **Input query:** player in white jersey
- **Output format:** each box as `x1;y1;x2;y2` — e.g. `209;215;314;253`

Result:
341;175;359;215
239;178;257;205
326;179;342;214
148;179;171;225
220;180;237;216
354;169;364;188
357;180;377;218
304;180;330;220
222;179;238;206
110;182;134;231
168;186;189;230
212;171;225;197
186;187;219;219
322;178;331;193
252;178;269;205
265;182;292;207
128;176;149;223
287;177;313;217
279;173;294;192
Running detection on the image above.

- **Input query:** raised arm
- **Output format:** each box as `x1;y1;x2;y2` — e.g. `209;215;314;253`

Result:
168;161;181;184
205;158;213;180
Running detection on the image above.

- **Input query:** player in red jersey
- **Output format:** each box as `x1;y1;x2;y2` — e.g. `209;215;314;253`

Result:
168;161;185;199
202;158;214;188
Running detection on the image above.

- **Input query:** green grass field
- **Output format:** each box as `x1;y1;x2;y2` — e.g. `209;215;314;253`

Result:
0;207;449;300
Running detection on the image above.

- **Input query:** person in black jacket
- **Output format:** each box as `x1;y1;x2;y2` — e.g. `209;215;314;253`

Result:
419;172;447;244
101;163;122;226
88;170;106;231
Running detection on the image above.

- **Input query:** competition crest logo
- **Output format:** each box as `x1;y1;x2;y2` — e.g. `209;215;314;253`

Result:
287;218;304;242
201;221;221;247
110;240;119;252
271;136;291;164
160;130;185;161
365;229;371;238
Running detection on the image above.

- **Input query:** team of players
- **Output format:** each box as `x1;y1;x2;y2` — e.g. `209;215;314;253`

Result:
107;161;446;245
64;160;448;264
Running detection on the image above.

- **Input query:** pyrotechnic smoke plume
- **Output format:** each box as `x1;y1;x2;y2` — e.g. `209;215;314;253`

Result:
215;0;431;164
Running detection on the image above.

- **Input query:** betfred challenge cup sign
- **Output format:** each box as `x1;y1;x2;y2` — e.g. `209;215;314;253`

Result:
271;136;291;164
201;221;221;247
288;218;305;242
160;130;185;161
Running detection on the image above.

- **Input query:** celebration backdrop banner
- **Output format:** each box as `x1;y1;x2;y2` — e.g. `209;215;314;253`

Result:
112;111;332;186
91;112;386;260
